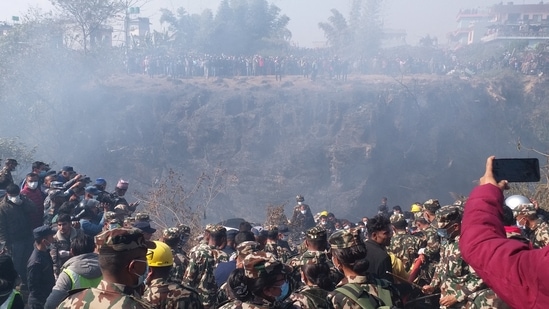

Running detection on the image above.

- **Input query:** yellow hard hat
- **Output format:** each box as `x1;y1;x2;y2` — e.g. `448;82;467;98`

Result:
320;211;329;217
411;204;422;213
146;241;174;267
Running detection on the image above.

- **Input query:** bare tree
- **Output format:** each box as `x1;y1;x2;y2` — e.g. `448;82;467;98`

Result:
49;0;125;53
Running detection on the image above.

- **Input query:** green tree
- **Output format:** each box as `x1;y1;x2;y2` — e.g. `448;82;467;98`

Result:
49;0;125;53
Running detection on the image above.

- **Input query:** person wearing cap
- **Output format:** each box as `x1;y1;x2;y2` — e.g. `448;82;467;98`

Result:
183;225;228;308
289;251;333;309
133;221;157;241
21;173;46;229
364;214;394;283
264;225;286;262
219;251;295;309
0;255;24;309
215;233;257;290
0;159;18;190
422;205;486;308
78;199;106;237
143;241;203;308
289;195;315;237
513;202;549;249
45;235;102;309
27;225;56;309
0;183;36;290
161;227;189;285
416;198;442;285
388;213;423;271
58;228;155;309
327;228;400;308
50;214;84;278
111;179;140;214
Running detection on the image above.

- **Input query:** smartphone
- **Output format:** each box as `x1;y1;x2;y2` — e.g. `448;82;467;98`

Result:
492;158;541;183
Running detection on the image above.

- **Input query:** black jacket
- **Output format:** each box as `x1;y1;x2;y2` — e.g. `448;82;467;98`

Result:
364;239;394;283
27;247;55;308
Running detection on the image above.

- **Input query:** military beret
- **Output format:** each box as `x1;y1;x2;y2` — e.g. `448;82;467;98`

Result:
513;203;536;218
163;227;180;240
243;251;291;279
436;205;463;229
328;228;363;249
299;250;328;266
95;227;155;253
236;241;261;259
135;213;150;222
390;213;406;225
423;199;441;214
306;226;327;239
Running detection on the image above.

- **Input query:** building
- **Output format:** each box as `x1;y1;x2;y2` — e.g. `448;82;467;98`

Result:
481;2;549;44
0;22;13;36
448;9;492;48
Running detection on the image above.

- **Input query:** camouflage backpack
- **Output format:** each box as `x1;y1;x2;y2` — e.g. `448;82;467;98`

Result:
335;283;394;309
295;287;332;309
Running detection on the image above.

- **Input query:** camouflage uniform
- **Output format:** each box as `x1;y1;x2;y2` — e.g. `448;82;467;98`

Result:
388;213;423;271
429;206;485;309
163;227;190;284
468;288;511;309
513;203;549;249
288;251;332;309
143;277;203;309
183;225;228;308
135;213;151;223
417;199;442;285
58;228;155;309
327;229;400;309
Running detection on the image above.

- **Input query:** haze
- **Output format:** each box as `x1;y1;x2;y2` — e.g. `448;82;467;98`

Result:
0;0;523;46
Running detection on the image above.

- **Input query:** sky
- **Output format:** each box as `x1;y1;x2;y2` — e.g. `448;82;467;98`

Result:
0;0;541;47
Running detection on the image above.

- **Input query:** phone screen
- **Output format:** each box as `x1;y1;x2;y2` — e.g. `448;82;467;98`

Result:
492;158;540;183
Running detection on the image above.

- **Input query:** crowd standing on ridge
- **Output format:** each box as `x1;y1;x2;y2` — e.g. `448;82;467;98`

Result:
0;156;547;308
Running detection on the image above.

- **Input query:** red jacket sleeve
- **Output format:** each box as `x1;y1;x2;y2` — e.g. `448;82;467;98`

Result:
460;184;549;309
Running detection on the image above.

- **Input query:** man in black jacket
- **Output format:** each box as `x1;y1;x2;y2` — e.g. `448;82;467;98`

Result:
364;214;394;283
27;226;56;309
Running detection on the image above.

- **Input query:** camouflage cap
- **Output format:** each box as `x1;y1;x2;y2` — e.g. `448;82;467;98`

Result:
236;241;261;259
328;228;363;249
135;213;150;222
163;227;180;240
243;251;292;279
124;216;135;225
436;205;464;229
299;250;328;266
306;226;327;240
423;199;441;214
513;203;536;218
104;211;117;221
206;224;226;234
204;224;217;233
177;224;191;235
390;213;406;225
95;227;156;253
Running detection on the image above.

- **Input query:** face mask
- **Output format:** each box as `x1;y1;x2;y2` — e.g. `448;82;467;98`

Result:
393;211;398;215
28;182;39;190
300;210;306;215
437;228;448;239
320;221;327;225
109;224;120;230
132;260;149;287
344;225;350;230
8;195;22;205
276;281;289;301
297;202;302;205
516;218;526;229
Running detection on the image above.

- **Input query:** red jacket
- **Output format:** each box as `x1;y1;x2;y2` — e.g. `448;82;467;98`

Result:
20;187;45;228
460;184;549;309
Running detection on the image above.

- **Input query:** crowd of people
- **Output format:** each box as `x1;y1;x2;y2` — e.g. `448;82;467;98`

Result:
0;156;546;308
124;46;549;81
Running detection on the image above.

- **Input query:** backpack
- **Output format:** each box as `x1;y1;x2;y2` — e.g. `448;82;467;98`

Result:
297;288;331;309
335;283;393;309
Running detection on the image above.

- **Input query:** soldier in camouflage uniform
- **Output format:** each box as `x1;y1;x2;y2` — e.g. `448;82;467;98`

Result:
162;227;189;284
513;203;549;248
388;213;424;271
135;213;151;223
289;251;333;309
103;211;118;231
415;199;442;286
422;205;486;309
264;225;291;263
327;228;401;309
143;240;203;309
123;216;136;228
57;227;155;309
218;251;296;309
183;224;228;308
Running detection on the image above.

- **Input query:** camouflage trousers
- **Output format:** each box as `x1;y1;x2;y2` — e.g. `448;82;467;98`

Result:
467;289;511;309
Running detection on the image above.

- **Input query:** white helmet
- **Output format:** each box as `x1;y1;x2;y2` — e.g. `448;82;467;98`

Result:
504;195;530;210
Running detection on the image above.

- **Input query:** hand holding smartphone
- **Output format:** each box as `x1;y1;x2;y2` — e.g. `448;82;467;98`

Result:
492;158;540;183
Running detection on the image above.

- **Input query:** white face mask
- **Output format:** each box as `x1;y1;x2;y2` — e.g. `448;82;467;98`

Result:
8;195;22;205
28;182;39;190
300;210;307;215
516;218;526;229
297;202;302;205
